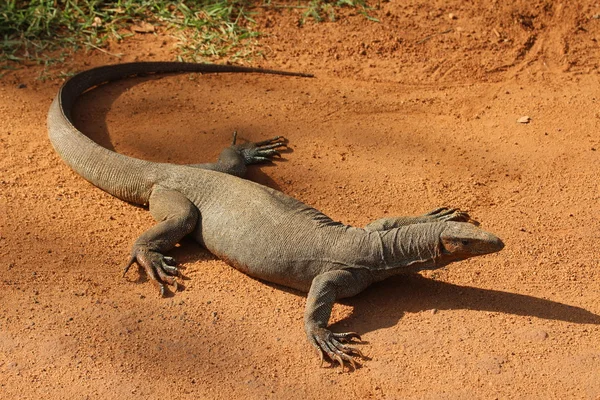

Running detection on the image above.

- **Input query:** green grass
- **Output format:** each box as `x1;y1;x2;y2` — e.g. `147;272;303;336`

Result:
1;0;261;66
0;0;377;68
299;0;377;23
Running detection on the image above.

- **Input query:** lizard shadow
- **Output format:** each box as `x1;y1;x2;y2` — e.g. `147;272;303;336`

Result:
71;74;288;192
132;238;600;326
328;273;600;335
145;234;600;327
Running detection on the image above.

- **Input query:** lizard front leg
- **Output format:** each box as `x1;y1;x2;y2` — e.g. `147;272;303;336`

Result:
305;268;373;370
364;207;471;231
123;187;199;296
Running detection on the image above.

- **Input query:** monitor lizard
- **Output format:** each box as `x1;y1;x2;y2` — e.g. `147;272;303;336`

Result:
47;62;504;370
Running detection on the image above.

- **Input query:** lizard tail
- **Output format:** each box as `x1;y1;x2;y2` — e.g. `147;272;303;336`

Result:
47;62;312;205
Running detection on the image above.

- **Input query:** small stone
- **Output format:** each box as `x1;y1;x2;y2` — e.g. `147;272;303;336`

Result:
477;354;506;374
91;16;102;28
430;308;438;315
131;22;155;33
448;13;457;20
519;328;549;342
517;116;531;124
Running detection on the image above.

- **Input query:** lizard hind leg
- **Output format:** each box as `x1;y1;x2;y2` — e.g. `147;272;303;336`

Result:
187;133;288;177
123;187;199;296
231;133;288;164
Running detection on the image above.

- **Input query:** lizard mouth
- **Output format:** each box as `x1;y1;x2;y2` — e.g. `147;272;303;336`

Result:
438;240;452;256
439;240;450;255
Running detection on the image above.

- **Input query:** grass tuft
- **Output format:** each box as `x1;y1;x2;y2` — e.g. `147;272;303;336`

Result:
1;0;260;66
300;0;377;24
0;1;377;68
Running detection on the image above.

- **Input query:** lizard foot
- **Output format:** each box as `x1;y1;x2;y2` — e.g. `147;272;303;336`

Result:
231;131;288;164
308;327;365;371
425;207;471;222
123;246;180;297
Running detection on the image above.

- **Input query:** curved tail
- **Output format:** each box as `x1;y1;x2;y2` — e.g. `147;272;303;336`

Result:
47;62;312;204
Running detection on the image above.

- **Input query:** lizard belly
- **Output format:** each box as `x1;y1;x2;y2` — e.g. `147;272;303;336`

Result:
193;214;374;293
208;247;317;292
180;170;373;292
195;219;326;293
191;214;335;292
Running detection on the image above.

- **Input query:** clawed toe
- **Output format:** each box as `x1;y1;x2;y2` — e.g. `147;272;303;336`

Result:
426;207;450;216
308;327;365;371
427;207;471;222
255;135;286;147
123;246;181;296
231;132;289;165
163;256;177;266
333;332;362;342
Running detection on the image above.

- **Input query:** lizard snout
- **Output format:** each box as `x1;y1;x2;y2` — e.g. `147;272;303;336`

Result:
440;222;504;257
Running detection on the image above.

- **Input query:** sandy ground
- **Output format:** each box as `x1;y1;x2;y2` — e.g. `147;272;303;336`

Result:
1;1;600;398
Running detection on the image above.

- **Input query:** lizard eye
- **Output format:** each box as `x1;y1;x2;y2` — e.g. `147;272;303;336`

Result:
461;240;470;246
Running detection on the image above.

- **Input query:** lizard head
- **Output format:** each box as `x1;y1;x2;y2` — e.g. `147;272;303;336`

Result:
440;222;504;260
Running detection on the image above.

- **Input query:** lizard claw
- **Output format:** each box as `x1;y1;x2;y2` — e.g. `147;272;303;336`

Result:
123;245;181;296
425;207;471;223
307;327;365;371
231;132;288;165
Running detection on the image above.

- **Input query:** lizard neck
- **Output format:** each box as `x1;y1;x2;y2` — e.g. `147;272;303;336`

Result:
375;223;448;272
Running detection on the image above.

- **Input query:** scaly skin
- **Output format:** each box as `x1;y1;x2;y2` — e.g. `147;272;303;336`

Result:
47;62;504;370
